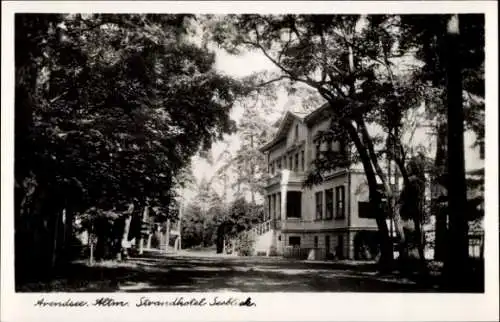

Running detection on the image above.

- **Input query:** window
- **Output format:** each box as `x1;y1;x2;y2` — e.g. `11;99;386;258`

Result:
289;236;301;247
289;155;293;169
335;186;345;218
294;153;299;171
286;191;302;218
337;235;344;259
315;191;323;220
479;141;485;160
358;201;376;219
275;192;281;220
315;142;321;160
340;139;347;159
325;188;333;219
271;194;276;219
277;159;282;170
314;236;319;248
268;196;272;219
327;139;333;152
301;150;305;171
332;140;342;152
295;124;299;141
325;235;331;253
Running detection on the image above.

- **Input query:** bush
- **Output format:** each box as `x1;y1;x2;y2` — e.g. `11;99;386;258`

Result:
236;232;256;256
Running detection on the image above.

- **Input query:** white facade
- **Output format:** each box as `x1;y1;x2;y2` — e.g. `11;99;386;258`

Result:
260;107;378;259
260;104;484;260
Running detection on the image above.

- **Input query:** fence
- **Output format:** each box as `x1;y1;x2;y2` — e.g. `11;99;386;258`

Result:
283;246;311;259
424;230;484;259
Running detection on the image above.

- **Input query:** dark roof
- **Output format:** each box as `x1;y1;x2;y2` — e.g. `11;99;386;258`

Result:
259;111;307;152
303;103;330;125
259;103;334;153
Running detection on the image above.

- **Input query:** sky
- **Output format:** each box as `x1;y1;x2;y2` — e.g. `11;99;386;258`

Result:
180;21;485;204
183;48;284;202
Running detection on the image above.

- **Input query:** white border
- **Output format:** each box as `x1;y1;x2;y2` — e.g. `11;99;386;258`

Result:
2;1;498;322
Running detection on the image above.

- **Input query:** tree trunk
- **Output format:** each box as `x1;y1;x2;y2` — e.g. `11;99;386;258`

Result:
250;134;256;204
51;210;62;270
89;232;94;266
414;213;428;275
147;234;152;249
216;224;224;254
61;206;75;262
359;119;403;270
178;202;183;251
340;118;393;271
165;219;171;253
433;121;448;261
442;14;469;290
138;205;149;255
120;213;132;260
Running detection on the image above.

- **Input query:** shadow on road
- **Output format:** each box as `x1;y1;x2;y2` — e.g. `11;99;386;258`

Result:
16;254;442;293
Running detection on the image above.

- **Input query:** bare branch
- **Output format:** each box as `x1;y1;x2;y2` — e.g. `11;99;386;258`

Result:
49;90;70;104
278;28;293;64
254;75;290;88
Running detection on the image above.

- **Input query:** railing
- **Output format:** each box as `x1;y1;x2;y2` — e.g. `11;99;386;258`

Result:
249;220;271;237
224;220;272;255
266;170;307;187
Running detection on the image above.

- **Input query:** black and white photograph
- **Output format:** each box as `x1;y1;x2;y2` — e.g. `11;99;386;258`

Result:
1;1;498;321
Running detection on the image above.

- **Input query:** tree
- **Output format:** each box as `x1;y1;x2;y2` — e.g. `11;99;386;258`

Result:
179;177;230;249
442;15;468;290
15;14;244;280
399;14;485;287
180;203;206;249
208;14;427;271
213;99;276;203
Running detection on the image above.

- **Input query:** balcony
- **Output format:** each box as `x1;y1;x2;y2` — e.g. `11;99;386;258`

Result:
276;218;348;231
265;169;306;188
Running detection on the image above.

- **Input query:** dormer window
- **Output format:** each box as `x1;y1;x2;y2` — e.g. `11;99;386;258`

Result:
315;142;321;160
340;139;347;157
301;150;305;171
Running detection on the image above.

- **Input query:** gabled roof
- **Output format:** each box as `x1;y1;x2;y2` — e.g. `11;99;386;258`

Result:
259;103;332;153
259;111;306;153
303;103;330;125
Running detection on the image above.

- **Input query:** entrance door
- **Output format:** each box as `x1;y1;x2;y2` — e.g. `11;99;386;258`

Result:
337;235;344;259
289;236;301;247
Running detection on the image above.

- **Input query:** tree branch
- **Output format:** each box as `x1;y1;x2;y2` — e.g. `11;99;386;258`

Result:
278;28;294;64
49;90;70;104
357;118;393;197
255;75;290;88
